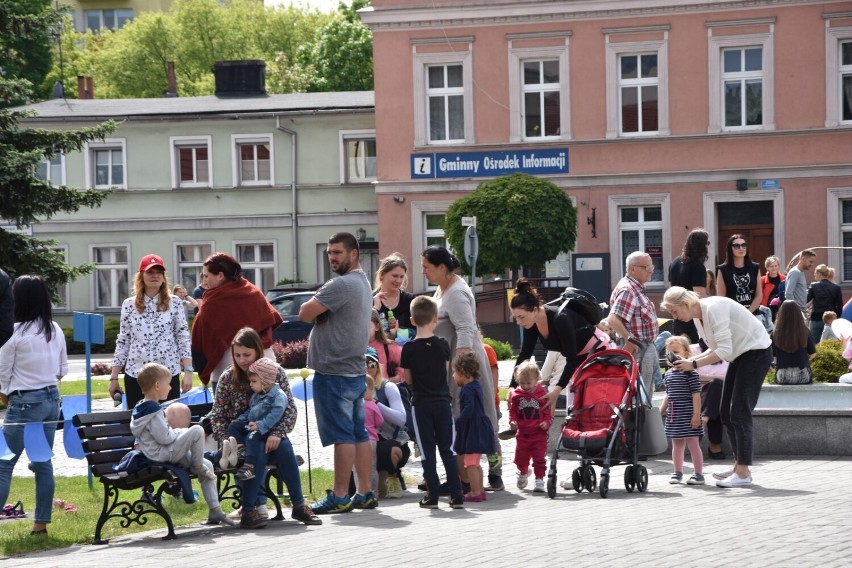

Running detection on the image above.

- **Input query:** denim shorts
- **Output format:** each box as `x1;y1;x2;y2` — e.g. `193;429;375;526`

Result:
312;373;368;446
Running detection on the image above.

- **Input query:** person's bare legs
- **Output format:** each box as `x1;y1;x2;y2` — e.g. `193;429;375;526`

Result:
333;444;356;498
354;441;373;494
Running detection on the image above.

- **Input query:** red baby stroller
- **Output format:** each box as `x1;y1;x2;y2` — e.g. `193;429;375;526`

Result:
546;348;648;498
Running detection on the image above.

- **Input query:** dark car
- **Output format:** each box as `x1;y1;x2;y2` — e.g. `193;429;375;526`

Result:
266;283;322;302
271;291;315;345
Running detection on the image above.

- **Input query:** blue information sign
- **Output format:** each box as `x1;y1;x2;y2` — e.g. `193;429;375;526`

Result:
411;148;569;179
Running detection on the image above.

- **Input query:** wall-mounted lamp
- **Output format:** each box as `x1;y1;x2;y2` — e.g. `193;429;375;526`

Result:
356;227;367;241
393;195;406;203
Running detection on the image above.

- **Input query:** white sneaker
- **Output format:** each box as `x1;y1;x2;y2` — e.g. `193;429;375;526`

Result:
516;470;530;489
533;478;545;492
219;439;232;470
256;504;269;519
227;436;239;468
560;479;573;490
227;507;242;520
712;468;735;481
716;473;752;488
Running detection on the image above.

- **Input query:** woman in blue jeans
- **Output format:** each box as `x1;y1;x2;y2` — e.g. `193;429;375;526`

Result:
662;287;772;489
209;327;320;528
0;275;68;536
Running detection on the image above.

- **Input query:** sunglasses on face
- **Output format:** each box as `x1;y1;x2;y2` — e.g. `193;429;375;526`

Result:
367;360;378;369
732;243;748;249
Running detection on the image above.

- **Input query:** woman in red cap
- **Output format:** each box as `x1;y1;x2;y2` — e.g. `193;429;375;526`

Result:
109;253;194;409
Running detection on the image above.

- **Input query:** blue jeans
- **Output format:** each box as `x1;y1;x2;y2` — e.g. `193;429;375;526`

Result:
720;347;772;466
240;436;305;510
227;420;268;469
312;373;368;446
0;386;60;523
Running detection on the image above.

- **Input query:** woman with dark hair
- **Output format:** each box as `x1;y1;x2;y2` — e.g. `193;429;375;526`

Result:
373;253;415;341
807;264;844;344
0;275;67;536
668;229;710;342
420;245;502;491
716;234;762;313
209;327;319;528
510;278;609;409
772;300;816;384
191;253;282;391
110;254;193;409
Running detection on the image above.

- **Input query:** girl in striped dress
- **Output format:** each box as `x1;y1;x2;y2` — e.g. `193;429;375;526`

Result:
660;335;705;485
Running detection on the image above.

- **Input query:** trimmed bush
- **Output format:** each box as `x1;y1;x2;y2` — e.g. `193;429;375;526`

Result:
483;337;513;360
273;339;309;369
810;339;848;383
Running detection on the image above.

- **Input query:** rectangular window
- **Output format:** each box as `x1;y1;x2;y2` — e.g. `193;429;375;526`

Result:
722;47;763;128
176;243;213;292
35;154;63;185
171;137;211;188
841;200;852;281
92;245;129;309
236;243;276;291
427;64;465;143
87;139;126;189
232;135;273;187
344;137;377;182
521;59;561;138
619;53;659;134
83;9;132;31
842;40;852;123
618;205;664;283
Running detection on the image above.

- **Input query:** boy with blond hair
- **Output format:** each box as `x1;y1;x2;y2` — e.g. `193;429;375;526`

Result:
130;363;233;526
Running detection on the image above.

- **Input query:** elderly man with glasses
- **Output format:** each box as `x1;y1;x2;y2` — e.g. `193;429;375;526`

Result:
606;251;660;399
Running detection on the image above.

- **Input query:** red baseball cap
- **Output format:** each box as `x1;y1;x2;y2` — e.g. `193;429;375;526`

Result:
138;254;166;273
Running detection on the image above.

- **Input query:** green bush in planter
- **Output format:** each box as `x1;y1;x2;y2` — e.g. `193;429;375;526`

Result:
810;339;848;383
483;337;513;360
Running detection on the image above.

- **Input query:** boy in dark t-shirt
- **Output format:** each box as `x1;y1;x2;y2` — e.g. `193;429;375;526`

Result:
401;295;463;510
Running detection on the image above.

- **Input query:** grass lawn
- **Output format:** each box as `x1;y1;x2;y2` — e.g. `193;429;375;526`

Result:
0;468;334;557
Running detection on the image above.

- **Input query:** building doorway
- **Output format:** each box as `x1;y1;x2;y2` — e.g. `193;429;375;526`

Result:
715;200;774;269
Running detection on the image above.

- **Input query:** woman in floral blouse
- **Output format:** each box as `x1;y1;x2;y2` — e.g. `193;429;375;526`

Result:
109;254;193;409
210;327;320;529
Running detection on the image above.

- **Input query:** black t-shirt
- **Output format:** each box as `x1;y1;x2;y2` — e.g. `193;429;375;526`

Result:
772;335;816;369
668;258;706;290
377;290;415;335
400;336;451;405
717;262;759;309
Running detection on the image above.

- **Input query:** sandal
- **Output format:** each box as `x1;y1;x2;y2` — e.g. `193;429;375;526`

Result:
1;501;27;519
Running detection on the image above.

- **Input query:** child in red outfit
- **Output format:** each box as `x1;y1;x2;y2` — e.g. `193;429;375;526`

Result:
508;361;552;492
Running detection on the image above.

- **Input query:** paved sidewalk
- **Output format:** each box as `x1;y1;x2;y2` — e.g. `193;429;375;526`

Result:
3;456;851;567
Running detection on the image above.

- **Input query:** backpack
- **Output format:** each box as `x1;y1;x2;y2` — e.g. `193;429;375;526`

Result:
547;287;606;327
375;380;413;443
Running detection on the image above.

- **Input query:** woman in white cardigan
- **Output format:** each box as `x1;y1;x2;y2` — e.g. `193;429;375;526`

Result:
661;286;771;489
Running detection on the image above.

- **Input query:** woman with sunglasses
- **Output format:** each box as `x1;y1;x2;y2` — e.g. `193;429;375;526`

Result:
715;234;762;315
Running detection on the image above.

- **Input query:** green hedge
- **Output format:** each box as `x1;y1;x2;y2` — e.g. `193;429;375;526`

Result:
483;337;513;360
810;339;849;383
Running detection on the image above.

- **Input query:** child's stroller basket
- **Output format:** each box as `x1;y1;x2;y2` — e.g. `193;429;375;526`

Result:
546;348;649;498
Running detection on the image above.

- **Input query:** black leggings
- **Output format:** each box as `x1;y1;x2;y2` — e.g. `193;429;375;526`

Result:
700;379;724;445
720;347;772;466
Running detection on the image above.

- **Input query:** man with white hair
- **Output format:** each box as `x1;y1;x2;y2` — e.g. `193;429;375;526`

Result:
606;251;660;398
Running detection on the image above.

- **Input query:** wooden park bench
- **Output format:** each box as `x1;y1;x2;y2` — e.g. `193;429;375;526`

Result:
72;402;284;544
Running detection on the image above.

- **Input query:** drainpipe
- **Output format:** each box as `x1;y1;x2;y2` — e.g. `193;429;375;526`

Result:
276;116;298;282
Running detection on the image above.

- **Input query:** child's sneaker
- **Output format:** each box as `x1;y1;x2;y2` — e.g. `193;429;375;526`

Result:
484;474;505;492
516;470;530;489
352;491;379;510
419;495;439;509
206;508;235;526
533;478;545;492
669;472;683;484
463;492;487;503
290;504;323;525
448;495;465;509
219;438;232;470
235;464;255;481
234;444;246;468
687;474;705;485
311;490;353;514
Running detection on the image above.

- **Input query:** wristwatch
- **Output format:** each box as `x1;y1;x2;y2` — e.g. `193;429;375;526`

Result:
183;366;195;373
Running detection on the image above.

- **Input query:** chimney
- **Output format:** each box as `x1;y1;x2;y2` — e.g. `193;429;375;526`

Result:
164;61;178;98
86;76;94;99
77;76;94;99
212;60;266;97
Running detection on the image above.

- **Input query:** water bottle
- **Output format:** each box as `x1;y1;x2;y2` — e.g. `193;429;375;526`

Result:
379;312;389;333
386;310;396;329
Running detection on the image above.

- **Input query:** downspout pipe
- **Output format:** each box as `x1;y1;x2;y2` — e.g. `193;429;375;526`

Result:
276;116;298;282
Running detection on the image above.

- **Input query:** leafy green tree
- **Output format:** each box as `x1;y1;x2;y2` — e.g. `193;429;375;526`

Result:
444;173;577;275
0;3;117;293
302;0;373;92
1;0;54;102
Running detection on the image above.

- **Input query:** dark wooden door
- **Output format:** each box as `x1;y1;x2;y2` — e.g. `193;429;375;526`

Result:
715;200;775;271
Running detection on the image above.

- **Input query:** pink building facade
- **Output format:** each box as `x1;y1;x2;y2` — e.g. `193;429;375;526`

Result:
363;0;852;313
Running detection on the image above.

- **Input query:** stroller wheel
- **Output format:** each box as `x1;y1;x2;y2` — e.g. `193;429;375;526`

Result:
635;464;648;492
582;466;597;492
624;465;636;492
572;468;583;493
599;473;609;498
547;476;556;499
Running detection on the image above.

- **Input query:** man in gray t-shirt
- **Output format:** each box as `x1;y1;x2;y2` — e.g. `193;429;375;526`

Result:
786;249;816;313
299;232;374;514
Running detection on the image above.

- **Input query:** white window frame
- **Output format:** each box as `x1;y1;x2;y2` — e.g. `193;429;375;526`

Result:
84;138;127;190
508;42;571;142
616;52;661;136
411;200;450;290
173;241;214;292
170;136;212;189
720;46;765;130
84;8;132;31
50;244;70;311
90;243;130;310
708;30;775;133
413;49;474;146
231;134;274;187
233;240;277;291
339;129;377;184
605;34;669;139
36;153;65;186
825;25;852;127
607;194;671;290
827;187;852;281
